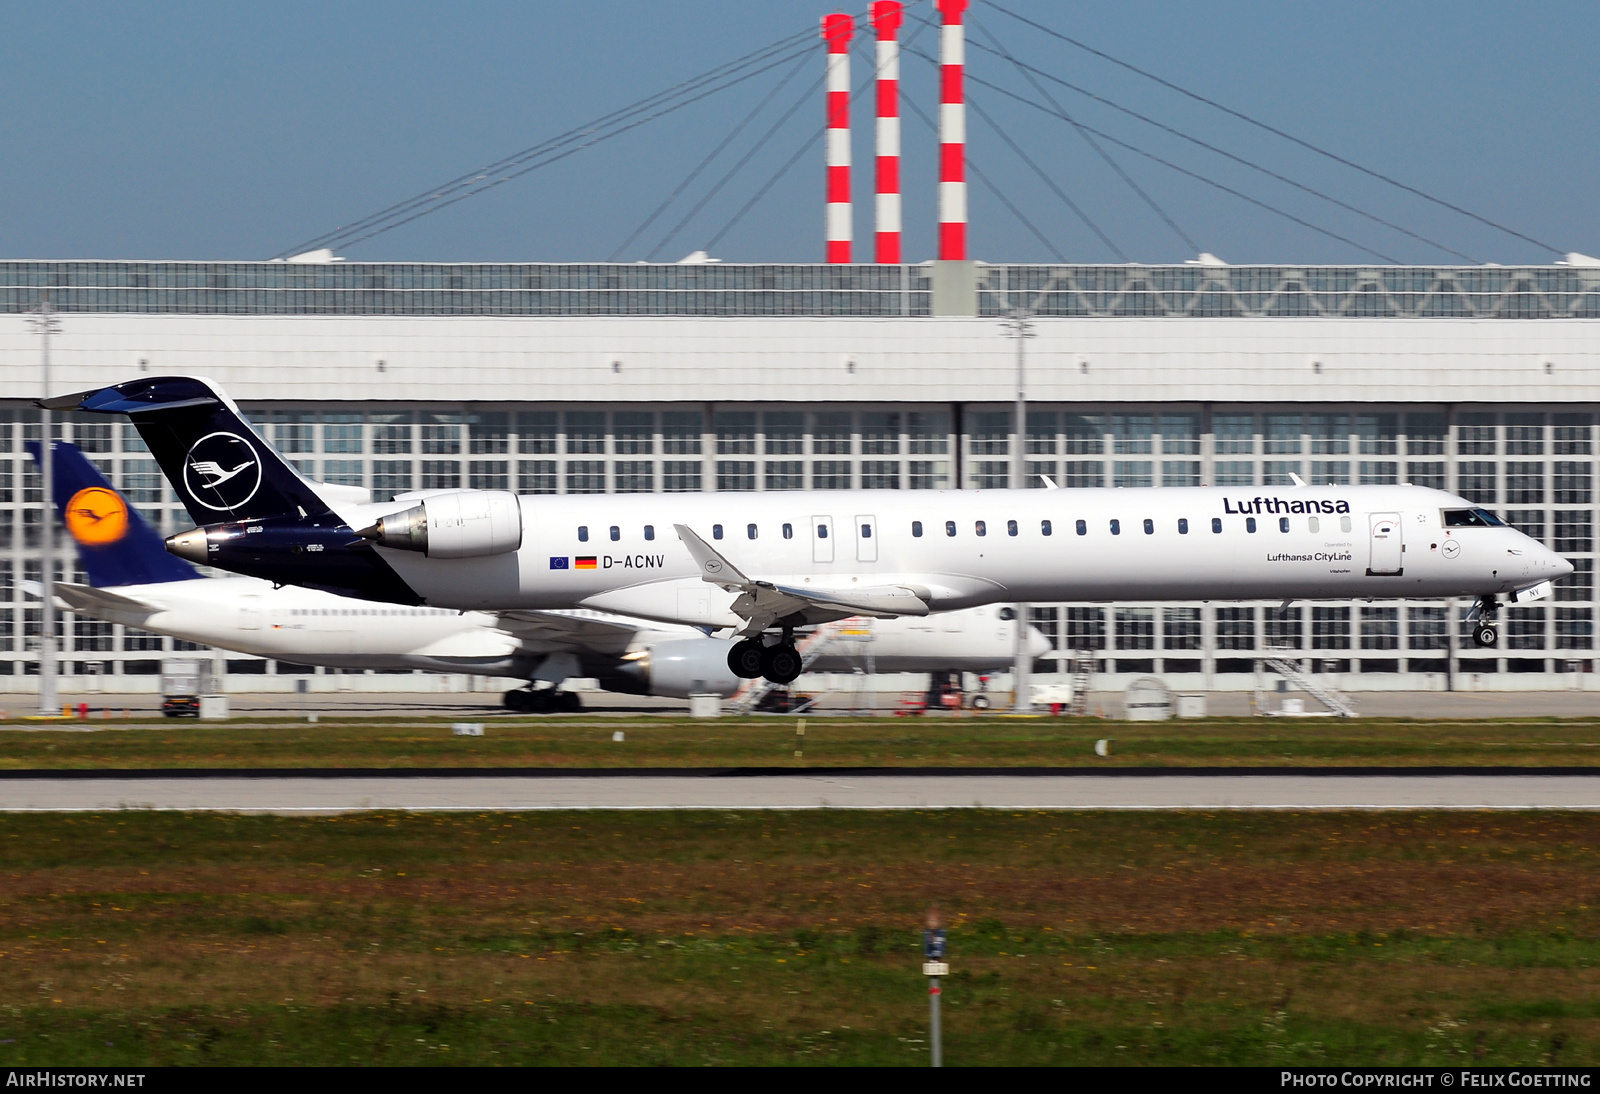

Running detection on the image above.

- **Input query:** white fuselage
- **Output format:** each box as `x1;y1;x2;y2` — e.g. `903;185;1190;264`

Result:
348;485;1571;626
63;576;1035;679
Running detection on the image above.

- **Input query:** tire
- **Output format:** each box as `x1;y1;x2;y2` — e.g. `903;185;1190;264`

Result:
1473;624;1498;648
727;639;765;679
971;694;992;711
761;643;802;685
504;690;528;712
557;690;582;713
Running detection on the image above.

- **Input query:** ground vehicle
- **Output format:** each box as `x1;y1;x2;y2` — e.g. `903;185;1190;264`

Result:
160;658;202;718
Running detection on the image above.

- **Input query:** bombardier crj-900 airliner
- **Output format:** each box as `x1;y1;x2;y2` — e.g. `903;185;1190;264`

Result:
45;376;1571;686
27;439;1040;706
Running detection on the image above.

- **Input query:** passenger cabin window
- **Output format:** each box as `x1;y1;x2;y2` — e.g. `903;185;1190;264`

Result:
817;524;828;539
783;523;793;539
1307;517;1319;533
1110;519;1121;535
609;525;620;541
1339;515;1352;533
1279;517;1289;533
1041;519;1052;536
578;525;589;543
946;521;957;537
1443;508;1506;528
1007;519;1018;537
975;520;987;537
1246;517;1258;533
1143;518;1154;535
912;521;923;537
747;523;758;540
644;525;655;541
860;523;872;539
713;524;724;540
1075;519;1087;536
1178;518;1189;534
1212;517;1222;534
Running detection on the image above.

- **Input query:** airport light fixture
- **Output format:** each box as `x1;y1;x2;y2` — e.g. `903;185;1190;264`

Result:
1003;303;1036;712
27;298;60;717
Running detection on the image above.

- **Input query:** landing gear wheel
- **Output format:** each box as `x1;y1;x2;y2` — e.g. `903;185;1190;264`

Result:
557;690;582;713
760;643;802;685
1473;624;1498;648
504;689;531;712
728;639;765;679
970;694;992;711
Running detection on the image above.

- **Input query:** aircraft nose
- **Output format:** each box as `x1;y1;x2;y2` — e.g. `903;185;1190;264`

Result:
1028;628;1052;658
1544;549;1576;582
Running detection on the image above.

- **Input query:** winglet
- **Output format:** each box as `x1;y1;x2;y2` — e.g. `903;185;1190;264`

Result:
1288;472;1308;488
1038;474;1061;489
674;524;752;588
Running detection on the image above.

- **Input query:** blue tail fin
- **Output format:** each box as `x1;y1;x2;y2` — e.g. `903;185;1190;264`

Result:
26;440;202;588
45;375;334;527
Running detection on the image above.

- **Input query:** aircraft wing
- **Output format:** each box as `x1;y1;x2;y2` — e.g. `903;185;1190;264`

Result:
674;524;930;637
490;609;651;656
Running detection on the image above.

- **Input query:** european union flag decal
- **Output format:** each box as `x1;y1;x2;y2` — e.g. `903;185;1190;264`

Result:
549;557;569;570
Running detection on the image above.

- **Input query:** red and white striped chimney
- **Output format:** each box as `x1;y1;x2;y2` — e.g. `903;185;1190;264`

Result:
937;0;968;261
871;1;903;264
822;12;854;264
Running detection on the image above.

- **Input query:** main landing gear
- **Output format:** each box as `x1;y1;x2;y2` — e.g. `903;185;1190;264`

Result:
1470;594;1500;648
504;687;582;713
727;632;802;685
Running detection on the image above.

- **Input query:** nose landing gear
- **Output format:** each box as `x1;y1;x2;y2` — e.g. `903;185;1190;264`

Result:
1469;595;1500;648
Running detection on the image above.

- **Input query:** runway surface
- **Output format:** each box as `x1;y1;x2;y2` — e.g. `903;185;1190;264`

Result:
3;771;1600;812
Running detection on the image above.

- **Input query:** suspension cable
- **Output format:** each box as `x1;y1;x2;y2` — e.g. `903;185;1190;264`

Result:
963;17;1476;263
986;0;1561;257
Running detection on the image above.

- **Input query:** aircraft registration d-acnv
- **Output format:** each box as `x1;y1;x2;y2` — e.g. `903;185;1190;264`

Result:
43;376;1571;685
29;439;1043;709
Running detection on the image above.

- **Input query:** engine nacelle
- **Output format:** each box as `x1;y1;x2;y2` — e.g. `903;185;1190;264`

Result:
618;638;742;699
361;490;523;559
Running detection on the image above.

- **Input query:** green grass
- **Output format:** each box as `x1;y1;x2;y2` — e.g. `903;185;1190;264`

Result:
2;810;1600;1065
5;714;1600;769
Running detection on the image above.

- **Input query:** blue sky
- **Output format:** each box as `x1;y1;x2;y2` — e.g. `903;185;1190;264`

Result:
1;1;1594;265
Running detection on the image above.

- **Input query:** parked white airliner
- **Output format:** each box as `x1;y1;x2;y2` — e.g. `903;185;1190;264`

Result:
32;440;1043;707
48;376;1572;686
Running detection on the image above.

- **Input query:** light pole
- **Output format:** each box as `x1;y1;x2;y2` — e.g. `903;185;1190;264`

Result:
27;298;60;717
922;905;948;1067
1002;303;1035;712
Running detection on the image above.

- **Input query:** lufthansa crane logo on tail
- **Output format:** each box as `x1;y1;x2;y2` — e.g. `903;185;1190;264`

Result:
64;487;129;546
183;431;262;512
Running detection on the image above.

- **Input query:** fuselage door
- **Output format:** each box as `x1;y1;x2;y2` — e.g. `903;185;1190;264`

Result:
239;596;261;631
855;515;877;562
1368;512;1403;575
812;516;835;563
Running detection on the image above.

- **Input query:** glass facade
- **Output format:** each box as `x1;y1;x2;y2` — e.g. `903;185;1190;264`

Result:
3;400;1595;681
3;261;1598;318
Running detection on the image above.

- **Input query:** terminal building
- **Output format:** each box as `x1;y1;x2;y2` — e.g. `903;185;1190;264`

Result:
1;257;1598;693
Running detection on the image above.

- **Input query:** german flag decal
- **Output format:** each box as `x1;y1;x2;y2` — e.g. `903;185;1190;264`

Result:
575;556;598;570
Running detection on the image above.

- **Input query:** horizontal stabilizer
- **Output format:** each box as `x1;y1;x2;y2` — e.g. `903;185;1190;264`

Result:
50;582;158;616
45;376;334;526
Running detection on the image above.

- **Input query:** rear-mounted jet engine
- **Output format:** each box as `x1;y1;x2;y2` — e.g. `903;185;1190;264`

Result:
357;490;523;559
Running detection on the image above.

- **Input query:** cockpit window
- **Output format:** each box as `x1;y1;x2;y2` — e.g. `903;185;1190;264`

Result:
1443;508;1506;528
